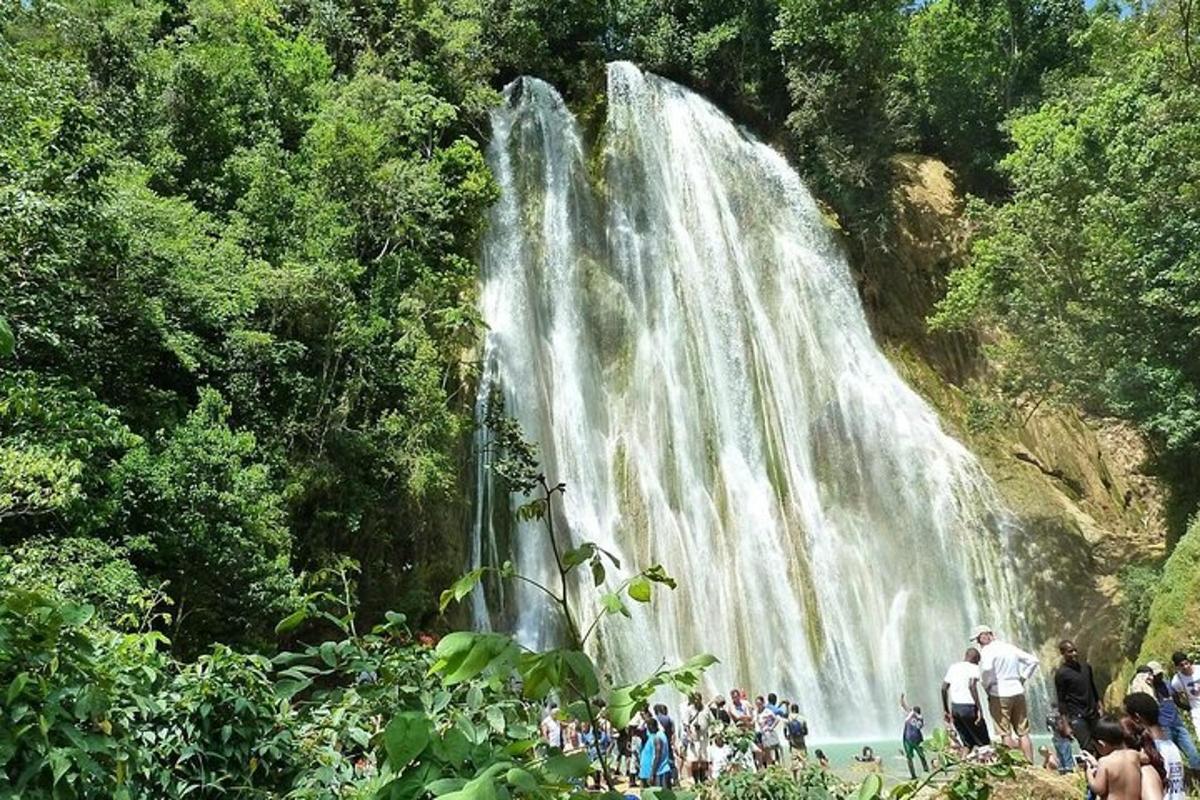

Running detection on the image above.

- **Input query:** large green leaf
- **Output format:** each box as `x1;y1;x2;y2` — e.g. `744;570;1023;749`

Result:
858;772;883;800
561;543;595;570
607;685;638;728
561;650;599;697
437;764;510;800
504;767;538;792
440;568;486;612
384;712;431;770
627;576;651;603
543;752;591;780
431;726;471;767
60;603;95;627
518;651;562;699
599;592;629;618
431;632;519;685
273;607;309;635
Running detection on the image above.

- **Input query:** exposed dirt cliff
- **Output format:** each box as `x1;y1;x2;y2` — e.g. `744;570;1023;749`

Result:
854;155;1168;695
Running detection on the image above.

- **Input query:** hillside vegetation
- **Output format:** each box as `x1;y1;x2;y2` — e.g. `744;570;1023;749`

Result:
2;0;1199;795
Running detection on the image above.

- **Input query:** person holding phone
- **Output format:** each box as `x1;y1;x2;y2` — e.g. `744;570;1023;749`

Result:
1078;718;1143;800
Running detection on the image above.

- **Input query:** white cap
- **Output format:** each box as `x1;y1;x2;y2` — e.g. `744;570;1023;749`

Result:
970;625;994;643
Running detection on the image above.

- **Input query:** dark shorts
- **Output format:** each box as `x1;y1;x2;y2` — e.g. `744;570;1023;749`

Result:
951;703;991;749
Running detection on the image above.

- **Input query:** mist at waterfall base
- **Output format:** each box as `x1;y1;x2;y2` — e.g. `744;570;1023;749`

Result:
471;62;1031;740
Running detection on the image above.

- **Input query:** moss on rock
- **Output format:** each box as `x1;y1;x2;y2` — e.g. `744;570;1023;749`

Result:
1138;516;1200;664
871;156;1169;697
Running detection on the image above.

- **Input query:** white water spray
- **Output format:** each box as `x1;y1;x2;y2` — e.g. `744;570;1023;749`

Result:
472;62;1025;738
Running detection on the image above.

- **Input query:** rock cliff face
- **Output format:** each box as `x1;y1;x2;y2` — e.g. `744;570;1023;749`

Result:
854;155;1168;695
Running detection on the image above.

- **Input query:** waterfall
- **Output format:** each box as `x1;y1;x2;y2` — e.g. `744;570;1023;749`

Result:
472;62;1026;738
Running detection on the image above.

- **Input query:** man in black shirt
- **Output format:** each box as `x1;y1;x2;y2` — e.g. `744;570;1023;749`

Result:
1053;639;1101;754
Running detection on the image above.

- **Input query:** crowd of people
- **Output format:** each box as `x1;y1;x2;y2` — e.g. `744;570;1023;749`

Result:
933;624;1197;800
535;622;1200;798
538;689;812;789
1042;643;1200;800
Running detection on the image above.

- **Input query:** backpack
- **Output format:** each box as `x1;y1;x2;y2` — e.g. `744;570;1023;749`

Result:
787;718;807;740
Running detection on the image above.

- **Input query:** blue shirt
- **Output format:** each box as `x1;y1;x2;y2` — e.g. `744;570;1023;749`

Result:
1158;685;1183;727
653;730;671;776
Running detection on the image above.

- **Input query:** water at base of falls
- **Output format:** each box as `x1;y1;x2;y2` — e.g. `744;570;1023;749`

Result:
471;61;1028;739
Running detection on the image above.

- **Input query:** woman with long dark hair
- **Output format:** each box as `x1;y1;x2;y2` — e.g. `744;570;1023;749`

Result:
1119;715;1166;800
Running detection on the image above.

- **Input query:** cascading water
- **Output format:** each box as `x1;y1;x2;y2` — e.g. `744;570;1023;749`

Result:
472;62;1028;738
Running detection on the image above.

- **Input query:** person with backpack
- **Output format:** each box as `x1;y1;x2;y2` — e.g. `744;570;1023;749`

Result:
786;703;809;773
900;693;930;779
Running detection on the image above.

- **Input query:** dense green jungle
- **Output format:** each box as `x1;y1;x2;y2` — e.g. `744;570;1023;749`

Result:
2;0;1200;796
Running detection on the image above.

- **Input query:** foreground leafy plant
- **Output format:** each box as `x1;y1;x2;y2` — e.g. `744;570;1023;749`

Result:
410;399;716;796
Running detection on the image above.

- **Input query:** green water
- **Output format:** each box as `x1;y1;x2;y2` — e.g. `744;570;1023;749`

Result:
811;734;1059;784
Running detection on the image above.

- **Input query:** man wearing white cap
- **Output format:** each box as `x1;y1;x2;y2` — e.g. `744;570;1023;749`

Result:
971;624;1040;761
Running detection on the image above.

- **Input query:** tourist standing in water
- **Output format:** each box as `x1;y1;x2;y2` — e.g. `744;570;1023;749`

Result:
708;732;731;778
941;647;991;751
900;693;930;779
627;720;644;785
654;718;673;789
974;624;1040;761
1054;639;1101;754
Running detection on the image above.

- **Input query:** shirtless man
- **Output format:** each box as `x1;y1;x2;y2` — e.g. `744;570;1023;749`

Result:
1081;718;1144;800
